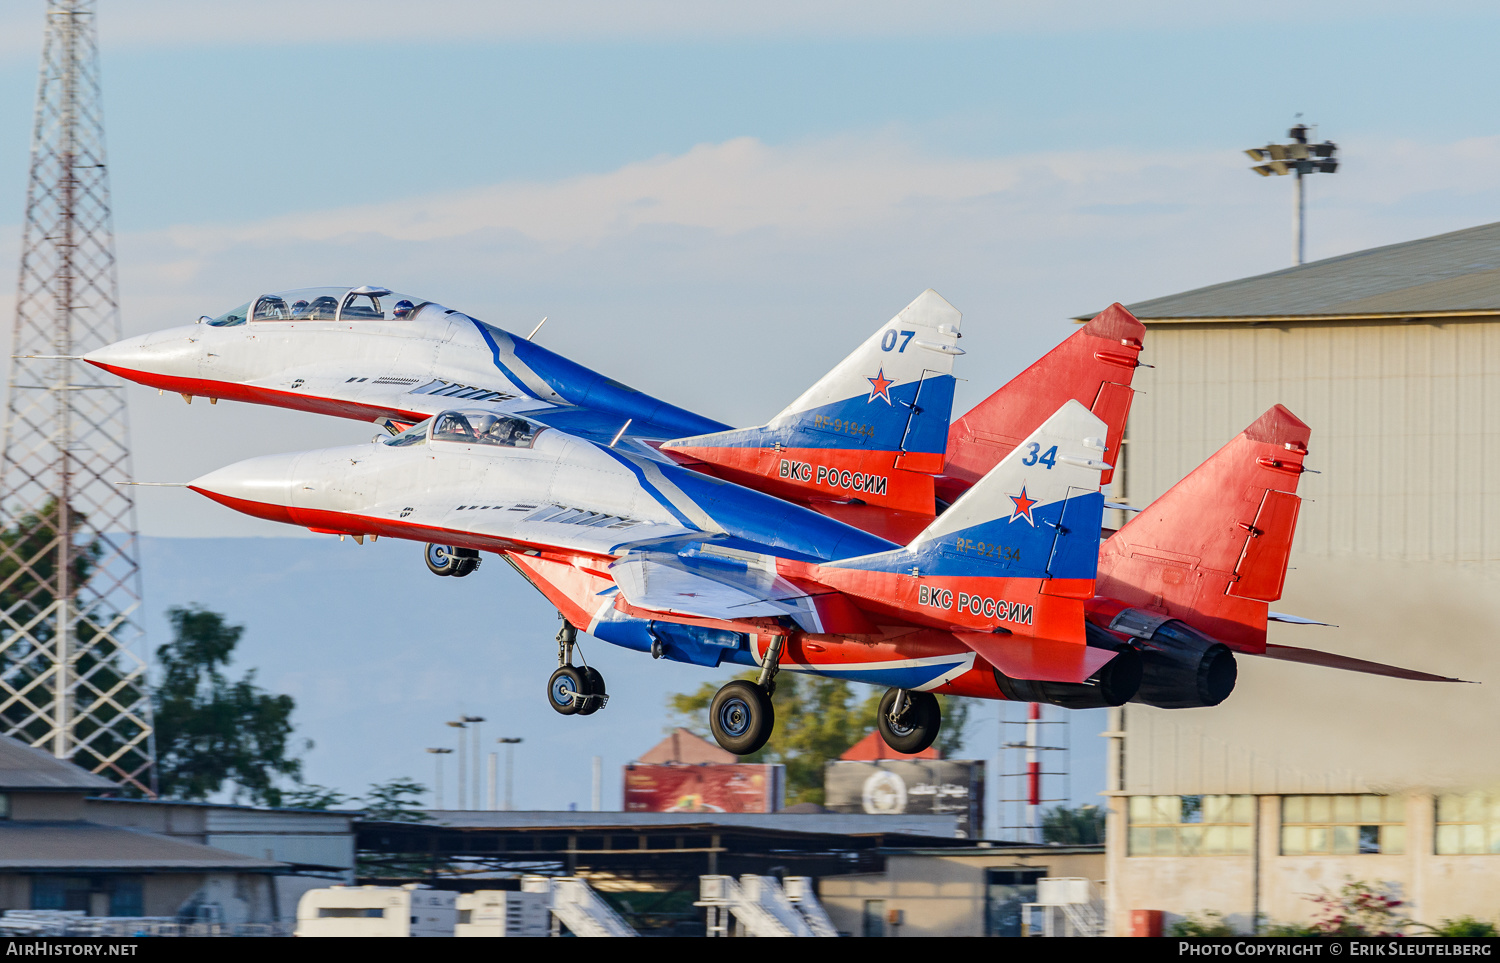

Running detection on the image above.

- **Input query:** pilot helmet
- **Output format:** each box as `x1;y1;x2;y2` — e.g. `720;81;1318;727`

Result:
393;299;415;319
291;299;310;317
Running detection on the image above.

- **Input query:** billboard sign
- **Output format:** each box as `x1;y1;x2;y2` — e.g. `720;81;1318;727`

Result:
824;760;985;838
623;763;785;813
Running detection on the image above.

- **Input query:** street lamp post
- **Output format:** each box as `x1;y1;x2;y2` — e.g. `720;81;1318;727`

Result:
425;748;453;810
446;720;467;810
497;738;523;811
462;715;485;810
1246;123;1339;265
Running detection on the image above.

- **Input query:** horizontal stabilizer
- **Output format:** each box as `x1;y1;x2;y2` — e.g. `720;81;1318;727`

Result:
956;632;1117;684
1252;644;1473;683
1268;611;1336;626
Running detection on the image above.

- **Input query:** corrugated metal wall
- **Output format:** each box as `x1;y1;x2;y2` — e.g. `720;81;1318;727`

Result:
1122;318;1500;563
1119;317;1500;796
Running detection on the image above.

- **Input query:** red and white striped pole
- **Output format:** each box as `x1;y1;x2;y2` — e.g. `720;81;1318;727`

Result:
1026;702;1041;842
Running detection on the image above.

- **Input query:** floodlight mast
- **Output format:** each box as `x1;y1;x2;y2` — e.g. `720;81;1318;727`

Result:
1245;123;1339;264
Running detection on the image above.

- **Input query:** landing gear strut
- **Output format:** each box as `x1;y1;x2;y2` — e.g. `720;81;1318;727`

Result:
707;633;784;755
426;543;479;577
877;687;941;754
547;620;607;716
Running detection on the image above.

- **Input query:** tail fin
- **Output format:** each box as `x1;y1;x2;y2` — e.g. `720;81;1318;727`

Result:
1097;405;1310;651
814;400;1109;643
940;302;1144;503
663;289;963;513
826;400;1109;578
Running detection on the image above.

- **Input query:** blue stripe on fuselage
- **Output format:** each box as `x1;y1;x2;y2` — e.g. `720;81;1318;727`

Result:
830;490;1104;579
466;318;730;438
595;444;897;563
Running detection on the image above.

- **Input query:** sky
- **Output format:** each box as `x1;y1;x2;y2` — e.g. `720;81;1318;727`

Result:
3;1;1500;821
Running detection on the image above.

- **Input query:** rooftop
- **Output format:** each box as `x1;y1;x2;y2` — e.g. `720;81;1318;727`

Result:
0;734;117;793
0;821;287;872
1098;221;1500;322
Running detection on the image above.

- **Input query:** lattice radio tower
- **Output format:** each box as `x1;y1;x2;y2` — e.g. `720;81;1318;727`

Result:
0;0;153;792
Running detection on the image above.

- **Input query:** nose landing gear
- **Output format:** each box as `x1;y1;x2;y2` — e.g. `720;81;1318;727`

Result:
547;621;607;716
426;543;480;577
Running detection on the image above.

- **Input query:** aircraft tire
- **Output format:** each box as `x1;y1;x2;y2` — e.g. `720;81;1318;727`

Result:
548;666;587;716
425;543;458;577
877;688;941;754
709;681;774;755
578;667;607;716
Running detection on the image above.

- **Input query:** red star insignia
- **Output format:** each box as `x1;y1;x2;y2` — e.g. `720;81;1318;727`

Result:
867;368;894;404
1008;486;1038;525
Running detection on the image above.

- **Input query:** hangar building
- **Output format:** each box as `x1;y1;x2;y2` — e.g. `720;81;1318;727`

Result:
1098;221;1500;934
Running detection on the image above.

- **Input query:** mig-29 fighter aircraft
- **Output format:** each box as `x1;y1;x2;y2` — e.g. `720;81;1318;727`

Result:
86;285;1467;754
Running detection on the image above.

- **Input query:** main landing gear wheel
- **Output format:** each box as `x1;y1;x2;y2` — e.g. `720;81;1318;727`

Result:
425;544;480;577
548;666;587;716
877;688;941;754
710;680;775;755
578;667;607;716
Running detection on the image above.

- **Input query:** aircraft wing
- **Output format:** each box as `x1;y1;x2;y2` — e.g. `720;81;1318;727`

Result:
609;550;825;629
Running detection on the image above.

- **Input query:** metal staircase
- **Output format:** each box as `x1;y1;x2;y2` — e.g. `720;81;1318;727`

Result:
1022;877;1106;937
521;876;637;937
697;875;837;937
783;877;840;937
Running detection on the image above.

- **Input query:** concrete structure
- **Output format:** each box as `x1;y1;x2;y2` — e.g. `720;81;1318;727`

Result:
0;734;285;924
1094;221;1500;934
455;890;549;937
818;844;1104;937
295;885;455;937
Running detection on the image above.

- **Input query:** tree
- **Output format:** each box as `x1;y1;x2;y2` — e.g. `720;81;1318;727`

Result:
282;783;351;810
362;777;430;823
151;605;303;806
1041;803;1106;844
669;673;972;805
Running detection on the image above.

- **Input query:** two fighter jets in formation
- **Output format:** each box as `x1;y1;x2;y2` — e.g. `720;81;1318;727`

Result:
85;285;1461;755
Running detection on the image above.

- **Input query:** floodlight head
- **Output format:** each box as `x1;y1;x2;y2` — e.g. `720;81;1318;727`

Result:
1251;165;1275;176
1268;160;1290;176
1318;160;1339;173
1289;124;1309;143
1312;141;1337;158
1245;147;1269;161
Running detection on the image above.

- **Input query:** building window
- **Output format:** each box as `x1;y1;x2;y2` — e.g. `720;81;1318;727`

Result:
1127;795;1253;856
31;876;144;916
1280;795;1405;855
984;869;1043;937
1435;794;1500;854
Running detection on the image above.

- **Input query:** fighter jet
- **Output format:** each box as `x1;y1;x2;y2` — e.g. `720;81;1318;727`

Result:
187;398;1117;754
90;285;1465;754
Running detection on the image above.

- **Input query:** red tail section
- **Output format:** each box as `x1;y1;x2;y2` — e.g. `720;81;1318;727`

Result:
939;303;1143;504
1096;405;1311;652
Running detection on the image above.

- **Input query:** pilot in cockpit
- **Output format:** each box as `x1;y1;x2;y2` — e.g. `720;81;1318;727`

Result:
290;299;311;319
393;299;416;319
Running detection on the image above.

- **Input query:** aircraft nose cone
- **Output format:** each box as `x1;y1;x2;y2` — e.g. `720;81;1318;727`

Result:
188;452;305;525
84;328;203;384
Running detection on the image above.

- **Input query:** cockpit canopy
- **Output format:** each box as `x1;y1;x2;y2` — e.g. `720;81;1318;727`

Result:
381;410;544;450
206;286;435;326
